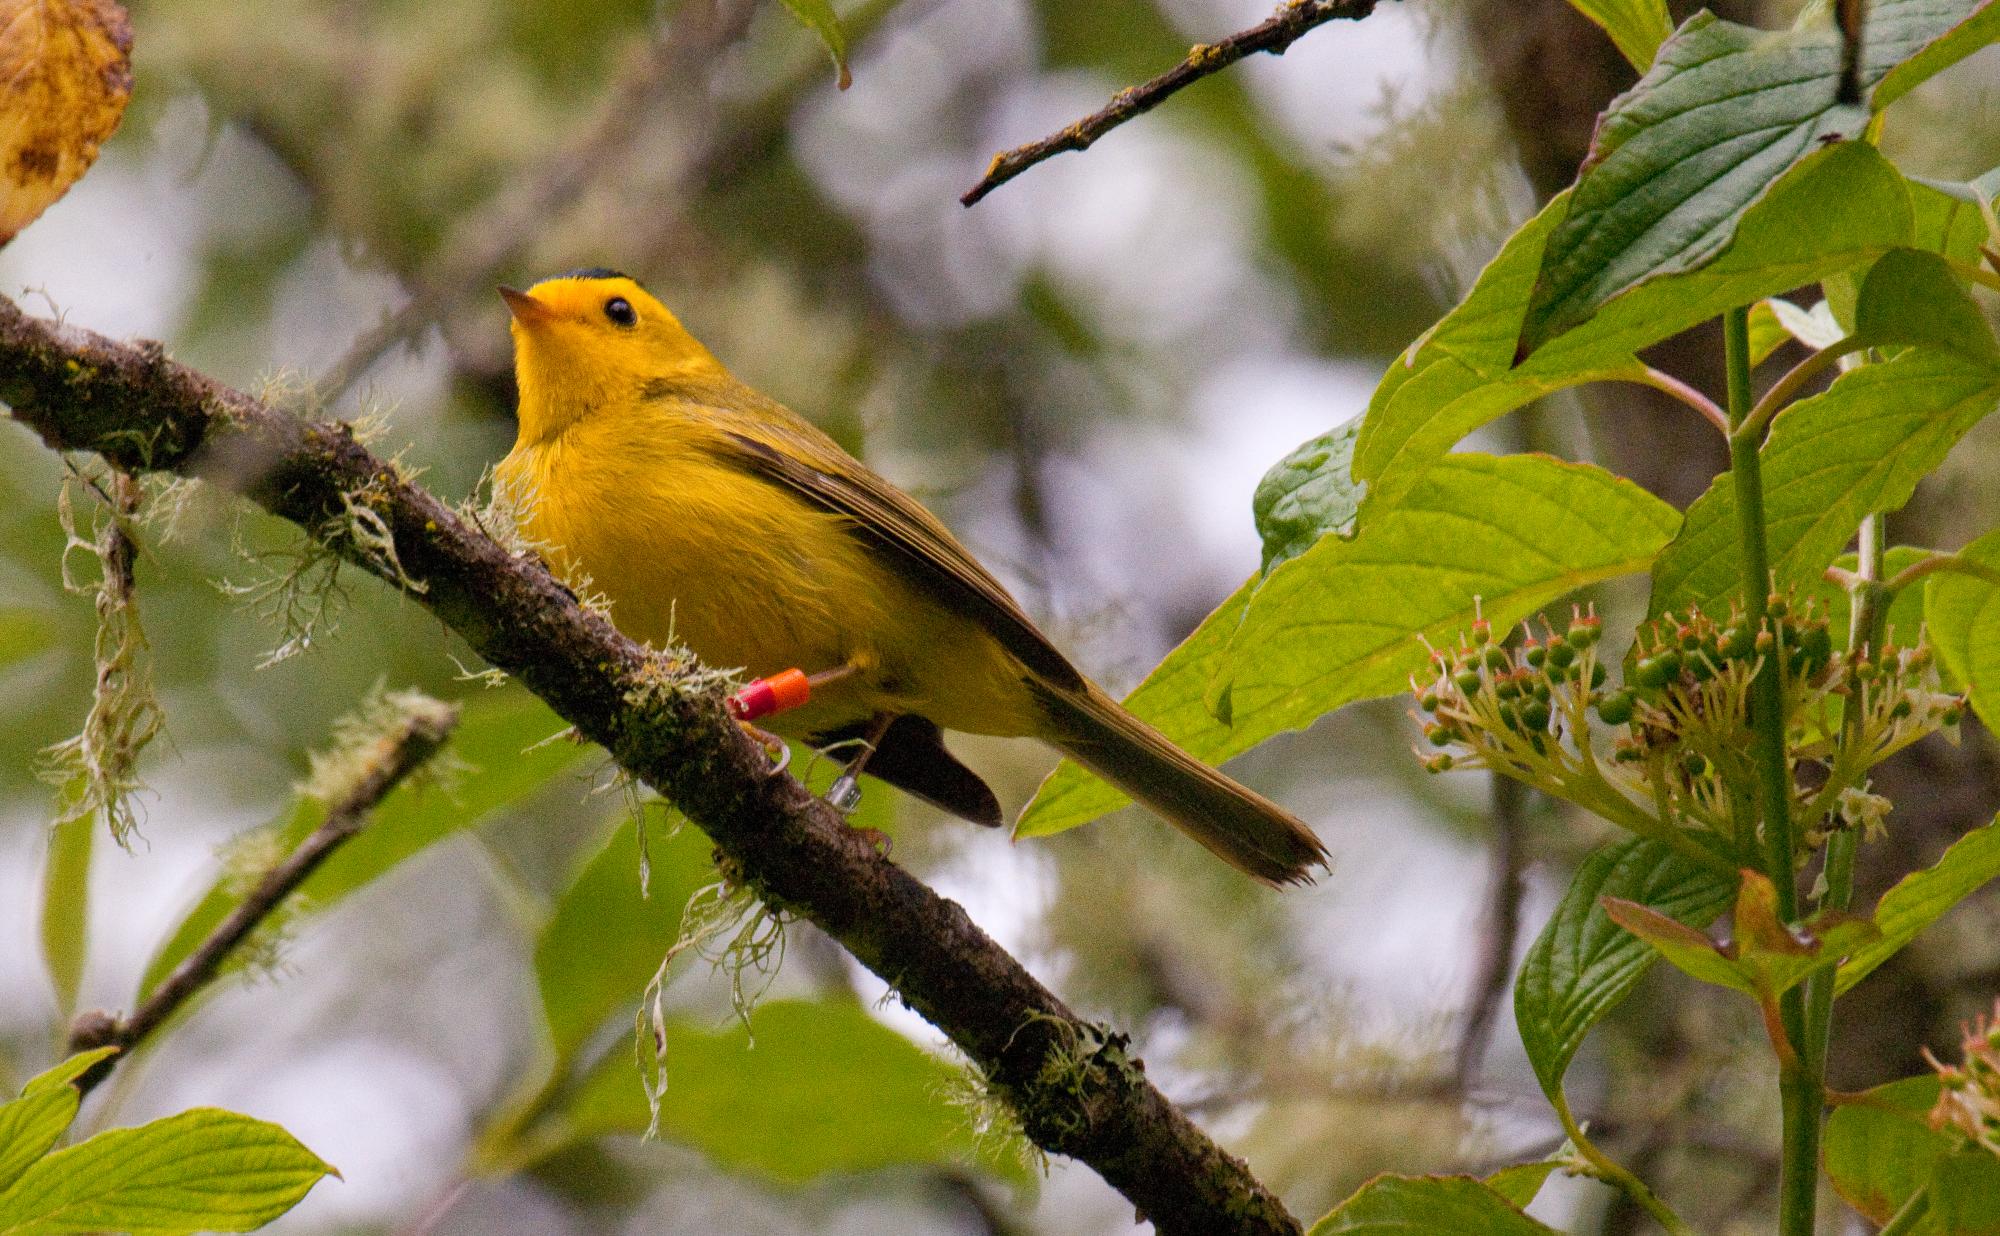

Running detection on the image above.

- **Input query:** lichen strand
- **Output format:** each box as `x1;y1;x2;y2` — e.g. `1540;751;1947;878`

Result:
0;296;1301;1236
40;464;161;846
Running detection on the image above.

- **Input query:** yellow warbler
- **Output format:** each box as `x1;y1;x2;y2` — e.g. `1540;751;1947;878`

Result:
495;270;1327;885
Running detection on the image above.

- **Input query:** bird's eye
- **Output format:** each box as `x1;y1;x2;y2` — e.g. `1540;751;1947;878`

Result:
604;297;637;328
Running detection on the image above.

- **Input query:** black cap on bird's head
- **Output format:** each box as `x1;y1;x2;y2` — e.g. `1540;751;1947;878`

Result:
545;266;633;286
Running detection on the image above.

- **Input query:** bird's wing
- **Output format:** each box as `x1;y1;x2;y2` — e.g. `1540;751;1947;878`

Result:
712;424;1085;691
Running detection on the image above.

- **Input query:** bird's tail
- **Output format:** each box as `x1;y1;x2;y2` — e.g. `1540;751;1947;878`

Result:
1030;680;1329;886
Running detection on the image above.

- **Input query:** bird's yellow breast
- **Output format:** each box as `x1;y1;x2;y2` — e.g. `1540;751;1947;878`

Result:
495;405;1040;738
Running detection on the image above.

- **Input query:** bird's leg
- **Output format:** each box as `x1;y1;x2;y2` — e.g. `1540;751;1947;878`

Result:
827;712;896;855
725;663;862;776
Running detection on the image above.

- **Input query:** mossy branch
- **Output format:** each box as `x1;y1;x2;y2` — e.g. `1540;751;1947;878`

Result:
0;296;1300;1236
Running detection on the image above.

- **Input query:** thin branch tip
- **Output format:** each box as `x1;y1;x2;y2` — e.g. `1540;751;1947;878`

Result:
960;0;1385;207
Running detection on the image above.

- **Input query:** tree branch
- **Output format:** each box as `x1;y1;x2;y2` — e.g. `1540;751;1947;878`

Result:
0;298;1301;1235
67;691;460;1097
959;0;1386;207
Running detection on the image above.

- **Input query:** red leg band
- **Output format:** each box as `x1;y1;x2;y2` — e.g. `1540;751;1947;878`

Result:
727;668;813;721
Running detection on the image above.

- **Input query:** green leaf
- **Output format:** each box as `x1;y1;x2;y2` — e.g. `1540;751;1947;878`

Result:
1210;454;1678;744
38;816;90;1021
17;1051;117;1098
1930;1151;2000;1235
534;817;717;1065
1356;142;1911;499
1516;1;1981;354
1484;1161;1561;1210
1873;1;2000;111
1825;1076;1950;1224
0;1093;78;1200
1908;172;1998;267
0;1108;333;1234
1564;0;1673;71
1853;248;2000;361
558;999;1024;1184
776;0;850;89
1929;526;2000;732
140;689;585;1000
1515;839;1736;1102
1252;418;1364;574
0;1053;109;1198
1021;455;1677;837
1651;350;2000;617
1604;869;1879;1000
1308;1175;1558;1235
1837;816;2000;994
0;1050;118;1194
0;609;55;669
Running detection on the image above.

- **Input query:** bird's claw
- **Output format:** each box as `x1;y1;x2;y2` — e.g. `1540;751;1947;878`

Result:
736;721;790;773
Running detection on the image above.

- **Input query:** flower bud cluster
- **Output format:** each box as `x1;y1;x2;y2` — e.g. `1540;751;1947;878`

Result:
1926;1000;2000;1158
1412;594;1963;858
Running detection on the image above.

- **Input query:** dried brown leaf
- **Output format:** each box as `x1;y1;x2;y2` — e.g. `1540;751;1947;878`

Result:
0;0;132;245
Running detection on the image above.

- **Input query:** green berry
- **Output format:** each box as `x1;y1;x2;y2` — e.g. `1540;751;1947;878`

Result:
1720;626;1752;658
1455;668;1483;693
1635;650;1681;688
1596;690;1636;726
1521;699;1552;730
1547;641;1576;669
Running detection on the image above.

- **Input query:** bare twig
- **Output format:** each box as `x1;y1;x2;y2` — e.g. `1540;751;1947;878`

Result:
67;692;459;1096
960;0;1386;207
1455;772;1525;1089
2;298;1302;1235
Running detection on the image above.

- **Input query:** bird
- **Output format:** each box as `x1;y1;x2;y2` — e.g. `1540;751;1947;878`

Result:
494;269;1328;885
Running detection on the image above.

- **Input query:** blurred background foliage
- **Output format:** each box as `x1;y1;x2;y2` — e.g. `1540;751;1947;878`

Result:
1;0;1997;1232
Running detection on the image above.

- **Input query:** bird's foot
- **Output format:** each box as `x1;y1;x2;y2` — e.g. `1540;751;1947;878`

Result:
735;721;791;773
848;823;892;857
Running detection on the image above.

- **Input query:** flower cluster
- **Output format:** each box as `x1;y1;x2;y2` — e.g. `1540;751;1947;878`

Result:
1413;596;1963;863
1927;1000;2000;1158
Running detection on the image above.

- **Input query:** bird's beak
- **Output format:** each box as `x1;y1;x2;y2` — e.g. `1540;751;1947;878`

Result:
499;285;554;327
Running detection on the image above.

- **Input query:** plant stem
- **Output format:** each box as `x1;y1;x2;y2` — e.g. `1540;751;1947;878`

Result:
1724;305;1818;1236
1802;517;1886;1068
1551;1091;1697;1236
1878;1185;1932;1236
